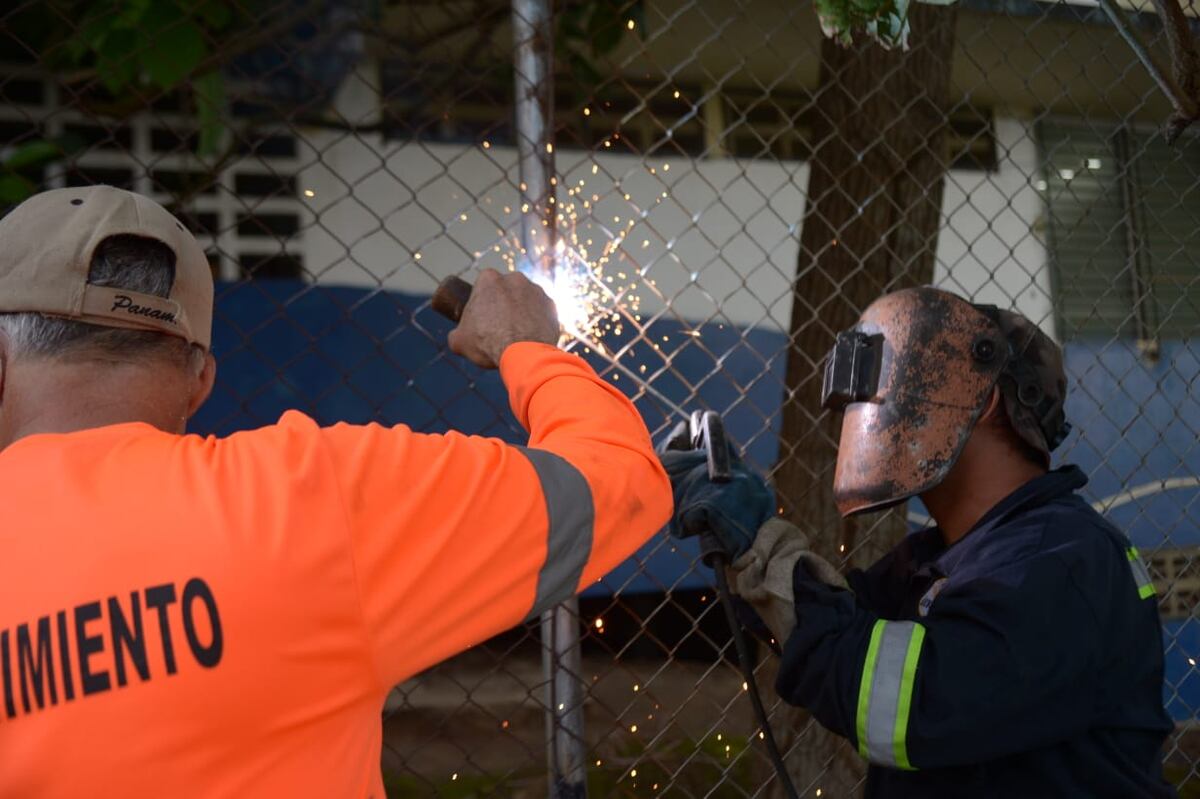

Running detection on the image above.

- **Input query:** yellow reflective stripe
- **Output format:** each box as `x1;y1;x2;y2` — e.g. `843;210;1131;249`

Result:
892;624;926;770
1126;547;1156;600
857;620;927;768
856;620;887;759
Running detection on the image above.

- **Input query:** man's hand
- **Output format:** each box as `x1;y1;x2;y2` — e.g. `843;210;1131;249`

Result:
659;447;775;560
728;518;846;645
448;269;560;368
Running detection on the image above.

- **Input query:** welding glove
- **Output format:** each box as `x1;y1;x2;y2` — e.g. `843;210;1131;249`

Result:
658;448;775;561
727;517;846;645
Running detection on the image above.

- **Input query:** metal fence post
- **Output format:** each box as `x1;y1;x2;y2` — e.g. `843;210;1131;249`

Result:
512;0;557;274
512;0;587;796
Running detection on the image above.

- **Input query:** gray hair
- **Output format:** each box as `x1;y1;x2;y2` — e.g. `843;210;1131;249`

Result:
0;235;206;373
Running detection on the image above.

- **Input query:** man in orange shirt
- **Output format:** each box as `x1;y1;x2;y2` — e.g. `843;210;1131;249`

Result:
0;186;672;797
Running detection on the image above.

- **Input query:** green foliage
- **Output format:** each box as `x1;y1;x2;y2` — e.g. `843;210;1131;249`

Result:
815;0;956;50
0;134;83;204
0;1;255;203
63;0;239;90
8;0;250;167
814;0;910;49
193;70;227;156
558;0;645;86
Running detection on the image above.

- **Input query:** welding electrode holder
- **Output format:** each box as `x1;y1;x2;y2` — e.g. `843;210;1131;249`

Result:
685;411;734;566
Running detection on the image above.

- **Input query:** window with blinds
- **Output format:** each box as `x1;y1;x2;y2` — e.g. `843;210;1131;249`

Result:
0;69;306;282
1039;119;1200;343
1133;131;1200;338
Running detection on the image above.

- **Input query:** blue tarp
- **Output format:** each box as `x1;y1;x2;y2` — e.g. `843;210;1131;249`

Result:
191;280;788;599
192;281;1200;719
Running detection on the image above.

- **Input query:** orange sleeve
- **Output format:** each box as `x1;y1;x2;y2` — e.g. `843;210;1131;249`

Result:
319;342;671;688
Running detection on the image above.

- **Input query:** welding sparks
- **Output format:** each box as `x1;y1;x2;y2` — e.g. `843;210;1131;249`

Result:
492;208;643;349
468;167;675;417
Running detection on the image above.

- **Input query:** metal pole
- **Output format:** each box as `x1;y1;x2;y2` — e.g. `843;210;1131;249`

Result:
512;0;557;275
511;2;586;797
540;601;587;799
1098;0;1197;122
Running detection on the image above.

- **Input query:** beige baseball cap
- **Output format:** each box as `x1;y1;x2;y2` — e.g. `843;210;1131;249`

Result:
0;185;213;349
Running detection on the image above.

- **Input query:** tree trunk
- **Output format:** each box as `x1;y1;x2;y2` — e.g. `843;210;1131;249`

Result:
765;4;958;796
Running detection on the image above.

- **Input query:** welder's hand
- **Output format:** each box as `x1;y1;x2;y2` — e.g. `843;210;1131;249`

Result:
658;448;775;560
727;518;846;644
448;269;560;369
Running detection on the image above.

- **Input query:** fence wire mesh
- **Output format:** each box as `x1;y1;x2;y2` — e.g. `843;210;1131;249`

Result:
3;0;1200;795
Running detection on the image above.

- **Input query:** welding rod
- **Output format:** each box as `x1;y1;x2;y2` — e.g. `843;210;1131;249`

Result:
431;275;474;323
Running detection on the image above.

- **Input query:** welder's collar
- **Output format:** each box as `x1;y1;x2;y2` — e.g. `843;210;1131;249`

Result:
969;464;1086;533
913;465;1088;578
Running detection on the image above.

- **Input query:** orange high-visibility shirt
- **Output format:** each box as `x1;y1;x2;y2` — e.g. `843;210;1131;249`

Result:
0;342;671;798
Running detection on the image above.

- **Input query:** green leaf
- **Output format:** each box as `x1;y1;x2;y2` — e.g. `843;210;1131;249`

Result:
815;0;923;48
194;71;226;156
112;0;153;29
0;174;36;204
0;135;82;194
193;0;234;30
138;3;207;88
2;140;63;171
142;21;206;88
79;11;115;51
96;28;140;92
57;35;91;66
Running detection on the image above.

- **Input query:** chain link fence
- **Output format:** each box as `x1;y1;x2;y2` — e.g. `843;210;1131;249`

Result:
3;0;1200;795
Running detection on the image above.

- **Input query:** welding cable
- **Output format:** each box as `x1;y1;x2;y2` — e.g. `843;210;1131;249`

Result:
707;547;801;799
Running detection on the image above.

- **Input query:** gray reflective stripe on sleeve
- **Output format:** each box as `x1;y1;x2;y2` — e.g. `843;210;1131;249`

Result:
1127;547;1156;600
517;447;595;618
856;620;926;770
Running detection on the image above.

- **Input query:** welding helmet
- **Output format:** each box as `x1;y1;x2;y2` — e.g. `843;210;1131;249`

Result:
820;287;1071;517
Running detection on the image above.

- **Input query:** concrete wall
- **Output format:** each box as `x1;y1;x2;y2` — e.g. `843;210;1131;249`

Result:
295;74;1056;338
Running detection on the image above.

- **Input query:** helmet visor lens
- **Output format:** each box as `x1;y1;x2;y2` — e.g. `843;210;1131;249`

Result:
821;331;884;412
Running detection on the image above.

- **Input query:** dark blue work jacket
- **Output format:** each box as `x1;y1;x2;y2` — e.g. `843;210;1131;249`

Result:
775;466;1176;798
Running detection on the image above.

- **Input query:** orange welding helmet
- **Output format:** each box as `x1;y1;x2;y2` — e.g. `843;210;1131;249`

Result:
820;287;1071;518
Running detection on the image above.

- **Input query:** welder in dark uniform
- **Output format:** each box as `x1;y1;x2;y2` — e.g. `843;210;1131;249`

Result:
664;287;1176;798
